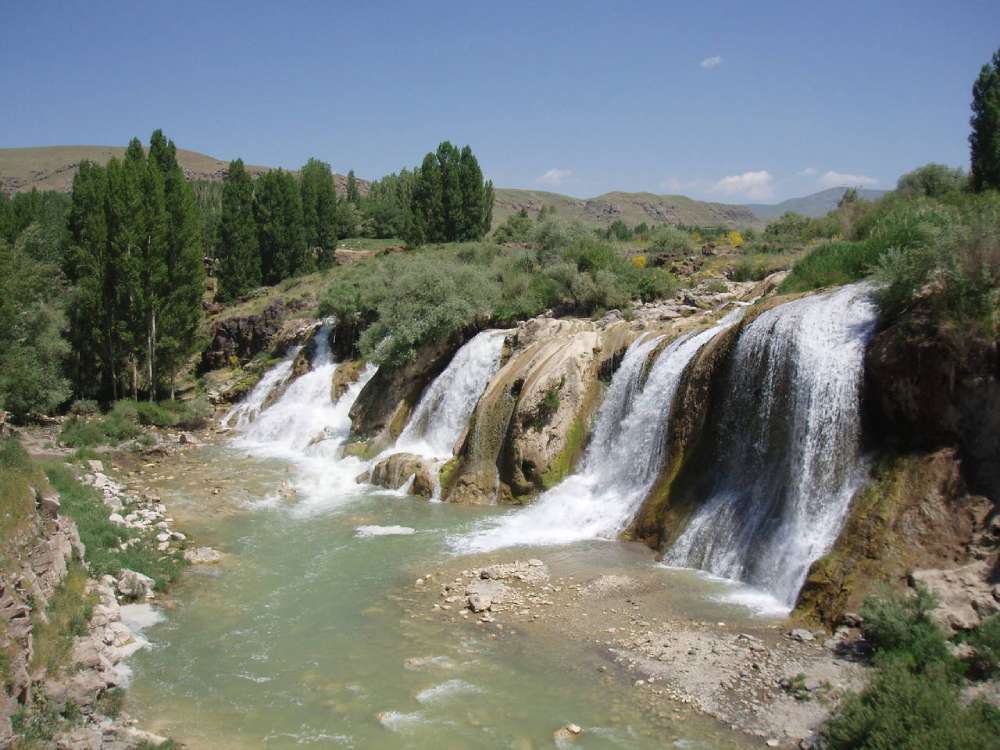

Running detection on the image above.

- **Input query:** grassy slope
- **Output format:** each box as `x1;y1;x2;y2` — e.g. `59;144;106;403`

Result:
493;187;762;230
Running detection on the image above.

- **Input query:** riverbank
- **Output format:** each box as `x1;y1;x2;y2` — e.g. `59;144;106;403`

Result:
401;549;870;748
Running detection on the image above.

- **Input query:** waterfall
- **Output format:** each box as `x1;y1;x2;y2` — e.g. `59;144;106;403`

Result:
394;330;509;460
455;307;744;552
228;323;377;508
663;284;878;606
221;348;299;428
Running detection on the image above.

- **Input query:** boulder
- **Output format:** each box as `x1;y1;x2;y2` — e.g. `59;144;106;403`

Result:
365;453;435;499
910;562;1000;631
184;546;223;564
331;360;366;401
116;569;155;600
466;580;507;612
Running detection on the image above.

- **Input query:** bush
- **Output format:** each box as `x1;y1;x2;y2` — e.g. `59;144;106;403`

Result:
68;399;99;416
821;660;1000;750
964;615;1000;678
897;163;968;199
647;226;696;258
859;586;956;674
778;241;880;292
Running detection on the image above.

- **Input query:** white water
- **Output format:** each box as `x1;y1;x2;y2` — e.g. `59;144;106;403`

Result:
663;284;878;606
456;308;745;553
394;330;509;460
229;324;377;510
221;349;299;428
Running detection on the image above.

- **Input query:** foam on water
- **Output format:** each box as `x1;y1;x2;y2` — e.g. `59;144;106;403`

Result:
355;525;417;538
228;323;377;513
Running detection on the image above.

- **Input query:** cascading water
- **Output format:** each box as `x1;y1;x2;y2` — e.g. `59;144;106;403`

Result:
394;330;509;460
456;307;745;552
221;348;299;429
663;284;878;607
228;323;376;508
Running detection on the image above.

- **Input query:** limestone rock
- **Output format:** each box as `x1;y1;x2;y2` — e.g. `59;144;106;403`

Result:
116;569;155;600
910;562;999;631
466;580;508;612
366;452;435;499
184;546;223;564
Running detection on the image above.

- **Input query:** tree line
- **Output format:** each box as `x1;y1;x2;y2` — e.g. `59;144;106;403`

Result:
214;141;493;299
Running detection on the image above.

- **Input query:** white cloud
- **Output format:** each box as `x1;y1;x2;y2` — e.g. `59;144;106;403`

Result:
799;167;818;176
700;55;723;69
536;168;572;187
819;170;878;189
712;170;774;201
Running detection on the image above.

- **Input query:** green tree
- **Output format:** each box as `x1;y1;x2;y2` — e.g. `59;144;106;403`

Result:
346;169;361;204
897;163;968;198
255;169;307;283
300;158;339;266
970;48;1000;192
404;142;493;245
148;130;205;397
0;237;70;420
217;159;260;301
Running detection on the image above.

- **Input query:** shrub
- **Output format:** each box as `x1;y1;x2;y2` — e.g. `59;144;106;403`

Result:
897;163;968;199
647;226;695;258
68;399;99;416
492;209;534;244
821;660;1000;750
964;615;1000;678
778;241;880;292
859;585;956;674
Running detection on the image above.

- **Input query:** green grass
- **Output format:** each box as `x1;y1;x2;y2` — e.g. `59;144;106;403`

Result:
42;462;185;590
778;240;881;293
0;439;44;550
29;561;94;674
59;398;211;448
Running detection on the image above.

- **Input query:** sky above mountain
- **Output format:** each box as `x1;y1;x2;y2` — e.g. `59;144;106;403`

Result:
3;1;998;203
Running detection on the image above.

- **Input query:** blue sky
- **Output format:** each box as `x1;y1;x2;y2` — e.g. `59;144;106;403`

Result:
3;1;998;202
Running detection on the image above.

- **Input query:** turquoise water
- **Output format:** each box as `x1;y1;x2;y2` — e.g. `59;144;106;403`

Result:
126;447;755;749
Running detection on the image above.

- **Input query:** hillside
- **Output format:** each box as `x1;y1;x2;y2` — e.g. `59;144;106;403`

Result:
745;187;888;220
0;145;364;195
493;187;760;229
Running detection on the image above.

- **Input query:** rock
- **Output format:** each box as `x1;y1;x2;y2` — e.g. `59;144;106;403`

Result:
554;724;583;743
86;460;104;473
766;740;780;748
789;629;815;642
201;299;288;370
841;612;863;628
910;562;999;631
108;513;126;526
156;532;171;543
466;581;507;612
37;490;61;518
331;360;366;401
366;452;436;499
54;726;103;750
184;546;222;564
116;569;155;600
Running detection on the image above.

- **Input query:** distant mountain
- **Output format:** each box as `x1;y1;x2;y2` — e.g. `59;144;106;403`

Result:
493;188;759;230
0;145;364;196
745;187;889;220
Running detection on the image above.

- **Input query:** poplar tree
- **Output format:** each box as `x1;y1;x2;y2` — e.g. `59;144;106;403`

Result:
255;169;306;283
217;159;260;301
300;158;338;266
346;169;361;204
970;48;1000;192
404;142;493;245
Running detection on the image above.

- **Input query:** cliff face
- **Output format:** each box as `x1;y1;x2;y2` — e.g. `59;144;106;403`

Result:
0;458;83;741
864;308;1000;499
